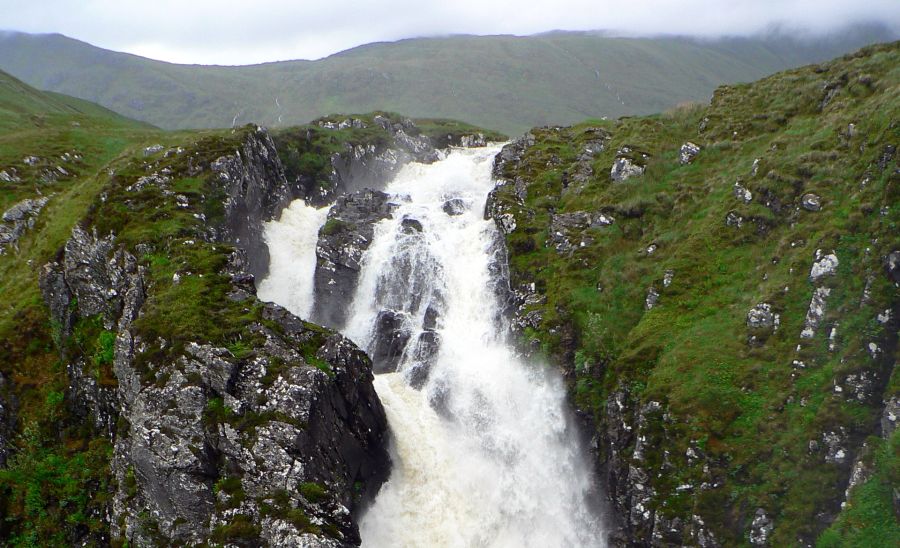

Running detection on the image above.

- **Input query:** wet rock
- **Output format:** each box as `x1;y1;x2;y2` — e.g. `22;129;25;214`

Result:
105;299;388;546
679;142;701;164
407;331;440;389
809;250;839;281
313;190;395;328
442;197;467;216
210;128;298;280
400;217;423;233
371;310;411;373
748;508;774;545
459;133;487;148
801;193;822;211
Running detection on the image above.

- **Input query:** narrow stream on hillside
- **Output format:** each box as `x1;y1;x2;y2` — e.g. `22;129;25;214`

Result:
260;146;605;547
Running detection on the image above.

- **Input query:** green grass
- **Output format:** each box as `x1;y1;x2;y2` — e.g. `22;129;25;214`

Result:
493;41;900;544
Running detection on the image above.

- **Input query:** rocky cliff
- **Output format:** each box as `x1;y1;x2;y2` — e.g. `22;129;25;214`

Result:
23;127;391;546
486;42;899;546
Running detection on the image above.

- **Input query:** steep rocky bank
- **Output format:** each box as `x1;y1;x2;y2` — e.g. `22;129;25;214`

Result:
0;109;499;546
38;128;391;546
485;42;899;545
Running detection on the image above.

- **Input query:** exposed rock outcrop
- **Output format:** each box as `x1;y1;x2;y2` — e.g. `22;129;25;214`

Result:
313;190;396;328
212;128;301;281
37;128;391;547
0;196;49;254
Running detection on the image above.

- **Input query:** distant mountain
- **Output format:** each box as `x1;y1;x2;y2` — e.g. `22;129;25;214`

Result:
0;26;895;134
0;68;152;131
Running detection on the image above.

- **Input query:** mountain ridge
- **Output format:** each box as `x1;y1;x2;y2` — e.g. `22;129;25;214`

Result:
0;26;895;134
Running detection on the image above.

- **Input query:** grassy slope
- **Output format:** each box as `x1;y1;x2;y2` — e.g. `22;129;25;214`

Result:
0;28;894;135
490;42;899;545
0;70;166;544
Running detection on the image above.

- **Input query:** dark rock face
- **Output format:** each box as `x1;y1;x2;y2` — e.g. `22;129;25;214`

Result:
211;128;301;281
109;304;388;547
313;190;395;328
371;310;411;373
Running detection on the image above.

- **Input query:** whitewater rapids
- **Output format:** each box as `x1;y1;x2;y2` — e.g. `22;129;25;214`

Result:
261;146;605;547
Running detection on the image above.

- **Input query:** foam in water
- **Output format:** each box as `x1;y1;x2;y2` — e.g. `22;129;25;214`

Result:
347;147;605;547
262;146;605;547
257;199;330;319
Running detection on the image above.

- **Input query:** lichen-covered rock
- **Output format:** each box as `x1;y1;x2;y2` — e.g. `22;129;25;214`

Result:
313;190;395;328
748;508;774;545
810;250;839;281
800;286;831;339
679;142;701;164
0;196;49;254
734;181;753;204
610;156;645;182
36;128;391;547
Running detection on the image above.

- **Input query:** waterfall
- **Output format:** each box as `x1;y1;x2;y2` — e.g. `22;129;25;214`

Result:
257;199;331;319
261;146;605;547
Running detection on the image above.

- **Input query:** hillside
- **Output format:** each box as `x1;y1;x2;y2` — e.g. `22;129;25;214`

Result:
486;41;899;545
0;27;894;135
0;73;501;545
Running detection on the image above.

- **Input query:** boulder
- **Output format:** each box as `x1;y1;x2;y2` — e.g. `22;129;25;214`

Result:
679;142;701;164
801;193;822;211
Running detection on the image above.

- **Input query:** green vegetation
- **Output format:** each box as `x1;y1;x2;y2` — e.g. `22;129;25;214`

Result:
0;28;893;134
818;431;900;547
491;42;899;544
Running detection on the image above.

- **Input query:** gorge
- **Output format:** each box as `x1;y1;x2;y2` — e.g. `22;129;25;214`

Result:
0;40;897;547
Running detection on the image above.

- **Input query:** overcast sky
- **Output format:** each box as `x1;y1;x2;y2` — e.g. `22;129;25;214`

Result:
1;0;898;65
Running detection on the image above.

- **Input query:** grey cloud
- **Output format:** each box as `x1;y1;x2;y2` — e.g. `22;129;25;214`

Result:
0;0;897;64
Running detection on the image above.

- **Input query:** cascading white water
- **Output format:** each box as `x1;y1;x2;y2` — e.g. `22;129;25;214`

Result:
260;146;605;547
257;199;331;319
